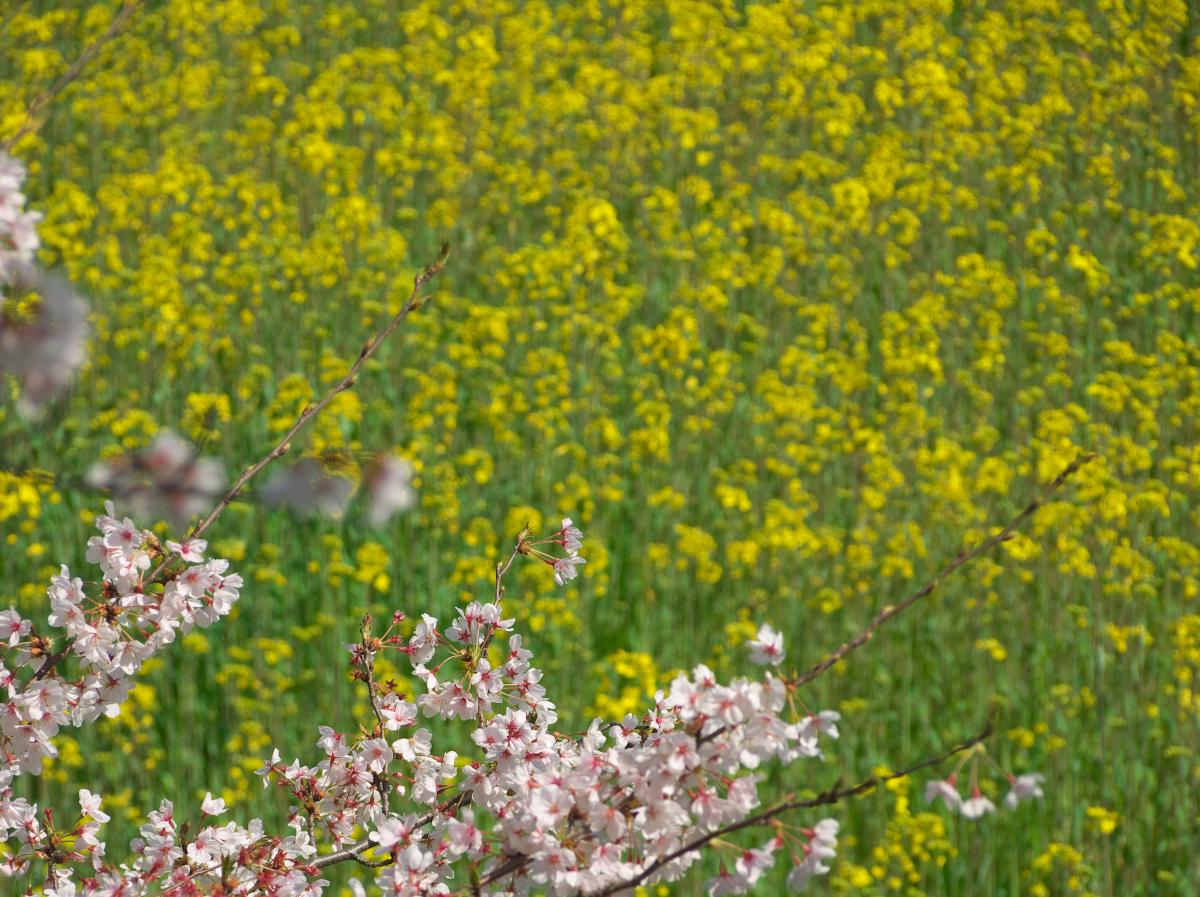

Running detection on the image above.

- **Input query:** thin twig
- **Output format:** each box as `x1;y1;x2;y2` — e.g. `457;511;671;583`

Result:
360;617;391;817
790;453;1095;688
1;1;145;154
495;538;524;605
476;532;527;662
186;243;449;543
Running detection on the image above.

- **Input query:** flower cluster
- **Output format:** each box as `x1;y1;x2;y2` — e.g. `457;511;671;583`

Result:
253;591;842;897
525;518;587;586
15;506;238;769
260;453;416;525
0;504;243;880
924;756;1045;820
0;507;868;896
84;431;226;528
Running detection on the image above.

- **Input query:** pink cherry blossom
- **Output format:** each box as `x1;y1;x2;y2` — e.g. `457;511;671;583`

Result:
924;776;962;811
1003;772;1045;809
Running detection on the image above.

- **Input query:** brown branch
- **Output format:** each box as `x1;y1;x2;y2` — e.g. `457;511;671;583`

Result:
588;718;995;897
1;0;144;154
470;854;528;893
311;840;374;871
32;645;71;682
790;453;1095;688
186;242;449;543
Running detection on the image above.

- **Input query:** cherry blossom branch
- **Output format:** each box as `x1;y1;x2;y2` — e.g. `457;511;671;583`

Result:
791;453;1095;688
358;616;392;817
463;718;993;895
311;532;531;874
186;242;449;543
30;246;448;688
585;717;996;897
0;0;145;153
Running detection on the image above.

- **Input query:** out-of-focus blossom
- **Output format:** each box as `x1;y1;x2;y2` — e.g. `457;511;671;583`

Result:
84;430;226;528
0;269;89;418
0;153;87;418
924;776;962;811
0;153;42;288
960;787;996;819
364;453;416;525
260;457;355;519
1003;772;1045;809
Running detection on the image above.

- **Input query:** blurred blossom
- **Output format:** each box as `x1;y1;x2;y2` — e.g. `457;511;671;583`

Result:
0;153;42;287
960;789;996;819
924;777;962;811
364;453;416;525
1004;772;1045;809
85;430;226;528
1;152;90;417
0;269;89;418
260;457;355;519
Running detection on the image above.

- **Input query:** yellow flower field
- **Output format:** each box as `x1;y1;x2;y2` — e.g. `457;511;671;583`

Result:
1;0;1198;893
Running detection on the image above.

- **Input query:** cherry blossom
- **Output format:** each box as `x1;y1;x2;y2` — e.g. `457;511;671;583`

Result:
924;776;962;811
747;624;785;666
84;431;226;527
1003;772;1045;809
960;787;997;819
364;454;417;525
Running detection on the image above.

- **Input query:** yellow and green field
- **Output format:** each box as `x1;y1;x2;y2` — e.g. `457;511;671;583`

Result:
2;0;1199;894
